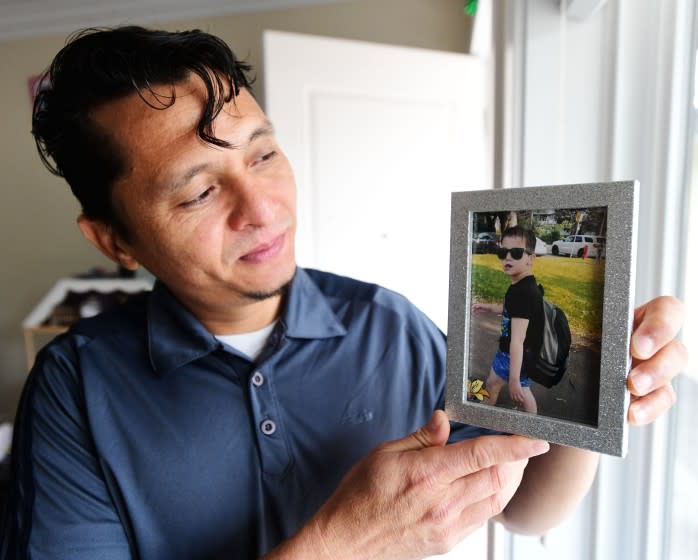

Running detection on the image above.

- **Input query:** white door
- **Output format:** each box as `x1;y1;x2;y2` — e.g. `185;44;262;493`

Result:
264;30;490;560
263;30;488;333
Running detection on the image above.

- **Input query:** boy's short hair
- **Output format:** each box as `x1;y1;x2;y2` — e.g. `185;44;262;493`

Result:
502;225;536;252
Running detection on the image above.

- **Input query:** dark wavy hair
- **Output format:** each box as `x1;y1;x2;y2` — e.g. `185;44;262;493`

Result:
502;225;536;252
32;26;254;238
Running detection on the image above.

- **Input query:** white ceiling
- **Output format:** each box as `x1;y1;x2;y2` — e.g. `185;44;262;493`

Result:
0;0;344;41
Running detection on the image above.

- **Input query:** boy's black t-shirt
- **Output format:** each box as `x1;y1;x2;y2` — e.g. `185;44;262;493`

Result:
498;275;544;354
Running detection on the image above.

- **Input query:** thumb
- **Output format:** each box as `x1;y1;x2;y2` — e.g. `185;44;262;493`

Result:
385;410;451;453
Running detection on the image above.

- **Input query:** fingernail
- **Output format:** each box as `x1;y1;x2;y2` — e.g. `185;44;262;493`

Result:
631;403;648;424
531;440;550;455
631;373;652;393
633;335;653;358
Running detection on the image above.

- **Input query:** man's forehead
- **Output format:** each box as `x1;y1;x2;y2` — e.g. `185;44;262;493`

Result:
94;80;204;130
92;77;258;136
91;81;263;178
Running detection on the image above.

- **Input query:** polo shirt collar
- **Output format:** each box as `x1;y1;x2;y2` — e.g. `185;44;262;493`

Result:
282;267;347;339
147;282;220;374
147;268;346;373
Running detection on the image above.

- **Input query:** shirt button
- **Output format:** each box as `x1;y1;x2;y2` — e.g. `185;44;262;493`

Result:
261;419;276;436
252;371;265;387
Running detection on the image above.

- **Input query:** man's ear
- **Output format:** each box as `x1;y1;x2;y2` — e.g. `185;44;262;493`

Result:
77;215;140;271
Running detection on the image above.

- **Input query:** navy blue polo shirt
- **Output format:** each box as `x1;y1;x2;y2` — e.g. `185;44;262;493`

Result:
1;268;487;560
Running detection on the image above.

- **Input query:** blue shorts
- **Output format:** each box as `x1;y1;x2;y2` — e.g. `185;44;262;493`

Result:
491;350;532;387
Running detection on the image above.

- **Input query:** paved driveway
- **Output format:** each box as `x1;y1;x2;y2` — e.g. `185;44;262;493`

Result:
467;311;600;427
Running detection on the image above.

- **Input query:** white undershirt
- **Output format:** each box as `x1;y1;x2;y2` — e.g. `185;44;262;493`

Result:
215;321;277;360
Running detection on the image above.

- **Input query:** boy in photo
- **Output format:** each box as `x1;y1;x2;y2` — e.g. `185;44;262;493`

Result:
473;225;543;413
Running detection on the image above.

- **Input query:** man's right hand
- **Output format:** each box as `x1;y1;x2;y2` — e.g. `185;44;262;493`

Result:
270;411;549;560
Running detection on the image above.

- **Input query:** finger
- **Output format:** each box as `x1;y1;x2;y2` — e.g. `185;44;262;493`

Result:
628;339;688;396
383;410;451;454
418;459;528;549
440;435;548;481
628;383;677;425
451;459;526;531
449;458;527;510
631;296;684;360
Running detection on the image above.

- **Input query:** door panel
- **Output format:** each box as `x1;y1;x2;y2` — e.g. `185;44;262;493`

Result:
264;28;490;560
264;30;489;332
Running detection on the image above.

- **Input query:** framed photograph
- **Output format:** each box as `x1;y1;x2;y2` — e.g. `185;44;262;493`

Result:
445;181;638;456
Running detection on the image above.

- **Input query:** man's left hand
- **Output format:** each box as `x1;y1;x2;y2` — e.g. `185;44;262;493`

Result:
628;296;688;425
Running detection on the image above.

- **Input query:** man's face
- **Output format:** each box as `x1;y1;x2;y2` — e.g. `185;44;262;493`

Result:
90;80;297;330
499;235;534;280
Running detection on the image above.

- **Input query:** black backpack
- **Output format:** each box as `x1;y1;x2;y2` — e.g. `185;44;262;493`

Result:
527;285;572;388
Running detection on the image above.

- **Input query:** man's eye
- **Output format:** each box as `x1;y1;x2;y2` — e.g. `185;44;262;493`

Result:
258;150;277;164
181;187;214;207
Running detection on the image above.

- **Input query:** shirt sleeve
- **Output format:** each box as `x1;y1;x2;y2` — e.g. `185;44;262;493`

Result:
448;421;504;443
505;282;535;320
1;336;132;560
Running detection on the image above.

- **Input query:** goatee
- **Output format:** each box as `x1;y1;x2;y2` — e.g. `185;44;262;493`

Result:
242;272;294;302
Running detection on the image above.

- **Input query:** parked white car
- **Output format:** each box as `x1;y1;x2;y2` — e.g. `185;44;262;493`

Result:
551;235;604;258
534;237;548;256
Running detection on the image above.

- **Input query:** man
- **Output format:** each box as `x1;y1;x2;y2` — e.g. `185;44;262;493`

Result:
0;26;687;560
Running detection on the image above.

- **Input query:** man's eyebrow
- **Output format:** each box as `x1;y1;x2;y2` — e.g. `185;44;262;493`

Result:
248;120;275;144
168;163;211;194
167;121;275;194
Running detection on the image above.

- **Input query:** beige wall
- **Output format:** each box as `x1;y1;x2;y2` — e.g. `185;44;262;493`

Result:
0;0;473;418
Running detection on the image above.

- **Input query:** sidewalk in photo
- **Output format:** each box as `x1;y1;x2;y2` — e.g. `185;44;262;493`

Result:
467;311;600;426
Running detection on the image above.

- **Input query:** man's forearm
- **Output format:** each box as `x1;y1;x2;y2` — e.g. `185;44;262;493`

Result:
497;444;599;535
262;521;328;560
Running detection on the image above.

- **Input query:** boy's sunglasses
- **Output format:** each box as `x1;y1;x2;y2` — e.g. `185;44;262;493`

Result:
496;247;533;260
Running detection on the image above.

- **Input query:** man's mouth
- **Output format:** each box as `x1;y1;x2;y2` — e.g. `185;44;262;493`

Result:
240;233;285;263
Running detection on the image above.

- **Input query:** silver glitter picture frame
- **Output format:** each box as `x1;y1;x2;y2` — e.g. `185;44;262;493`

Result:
445;181;638;457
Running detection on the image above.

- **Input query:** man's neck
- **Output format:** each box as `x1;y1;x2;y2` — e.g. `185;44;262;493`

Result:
201;296;283;335
168;286;284;335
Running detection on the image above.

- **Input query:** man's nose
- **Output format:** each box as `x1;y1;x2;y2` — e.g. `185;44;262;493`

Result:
226;175;276;230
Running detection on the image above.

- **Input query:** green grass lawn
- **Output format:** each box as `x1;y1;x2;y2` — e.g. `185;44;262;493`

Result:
471;254;605;340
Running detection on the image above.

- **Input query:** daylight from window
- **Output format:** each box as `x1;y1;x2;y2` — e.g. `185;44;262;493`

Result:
667;48;698;560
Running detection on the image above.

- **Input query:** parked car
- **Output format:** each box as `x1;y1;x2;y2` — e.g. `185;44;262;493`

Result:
472;232;498;254
551;235;605;258
534;237;548;256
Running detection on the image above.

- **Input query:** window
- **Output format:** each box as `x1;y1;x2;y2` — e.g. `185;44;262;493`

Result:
666;47;698;560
